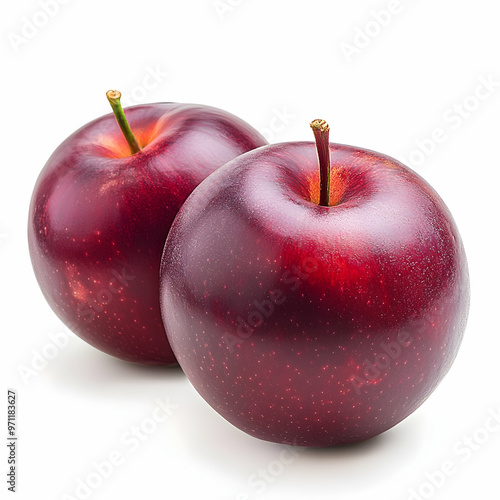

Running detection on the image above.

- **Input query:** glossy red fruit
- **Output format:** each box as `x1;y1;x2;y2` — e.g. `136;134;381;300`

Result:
28;94;267;365
159;120;469;446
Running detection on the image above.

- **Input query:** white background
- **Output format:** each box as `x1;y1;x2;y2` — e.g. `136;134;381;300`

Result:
2;1;499;499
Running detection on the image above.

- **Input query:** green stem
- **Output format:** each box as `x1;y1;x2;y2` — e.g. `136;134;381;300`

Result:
106;90;141;155
310;119;331;207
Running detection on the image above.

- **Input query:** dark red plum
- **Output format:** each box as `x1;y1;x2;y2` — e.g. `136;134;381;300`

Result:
159;120;469;445
28;93;267;365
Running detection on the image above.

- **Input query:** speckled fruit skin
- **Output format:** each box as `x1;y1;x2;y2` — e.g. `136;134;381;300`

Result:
160;142;470;446
28;103;267;365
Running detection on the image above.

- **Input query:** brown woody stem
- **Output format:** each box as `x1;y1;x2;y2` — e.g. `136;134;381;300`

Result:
310;119;331;207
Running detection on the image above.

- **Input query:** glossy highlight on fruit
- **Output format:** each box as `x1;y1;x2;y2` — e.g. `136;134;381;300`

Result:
28;96;267;365
159;125;469;445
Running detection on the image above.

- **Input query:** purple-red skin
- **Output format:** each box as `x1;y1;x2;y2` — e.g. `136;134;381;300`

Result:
160;142;470;446
28;103;267;365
